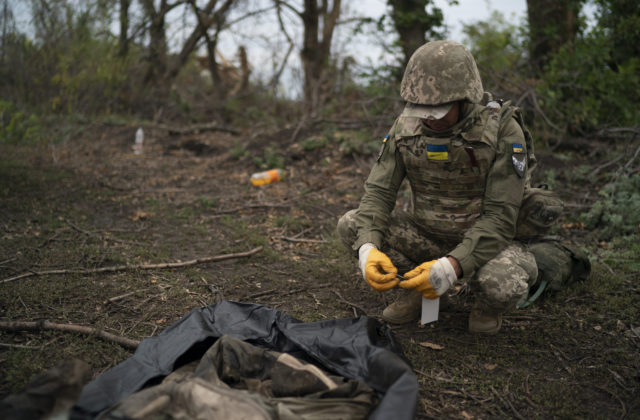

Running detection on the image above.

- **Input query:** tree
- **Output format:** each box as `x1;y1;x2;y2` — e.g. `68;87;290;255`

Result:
594;0;640;72
118;0;130;57
387;0;445;70
526;0;584;74
275;0;341;115
184;0;237;99
140;0;185;84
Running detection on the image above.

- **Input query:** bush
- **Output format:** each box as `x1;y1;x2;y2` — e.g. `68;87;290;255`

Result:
581;174;640;240
0;101;42;144
538;34;640;134
537;0;640;135
462;11;528;94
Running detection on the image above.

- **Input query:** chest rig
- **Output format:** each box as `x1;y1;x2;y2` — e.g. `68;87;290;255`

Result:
393;103;508;242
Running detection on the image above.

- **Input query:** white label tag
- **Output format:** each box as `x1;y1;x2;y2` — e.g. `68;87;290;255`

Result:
421;297;439;324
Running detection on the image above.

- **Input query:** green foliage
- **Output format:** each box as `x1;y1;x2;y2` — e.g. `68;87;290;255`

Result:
538;34;640;133
597;235;640;275
581;174;640;240
0;101;42;144
334;130;381;156
300;135;329;151
198;196;218;209
462;11;527;88
594;0;640;67
536;0;640;134
253;145;285;169
0;1;135;116
230;142;247;160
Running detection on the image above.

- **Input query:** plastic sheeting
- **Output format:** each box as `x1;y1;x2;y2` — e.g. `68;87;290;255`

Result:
71;300;418;420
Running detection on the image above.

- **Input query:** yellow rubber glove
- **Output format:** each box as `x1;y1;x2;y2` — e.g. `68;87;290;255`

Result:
399;257;457;299
361;246;399;292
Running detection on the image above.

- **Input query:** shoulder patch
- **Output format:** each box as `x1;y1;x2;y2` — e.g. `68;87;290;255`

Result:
512;142;526;177
377;135;389;161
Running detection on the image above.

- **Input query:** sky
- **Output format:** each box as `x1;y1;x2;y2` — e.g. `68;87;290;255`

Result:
361;0;528;43
8;0;594;97
215;0;531;96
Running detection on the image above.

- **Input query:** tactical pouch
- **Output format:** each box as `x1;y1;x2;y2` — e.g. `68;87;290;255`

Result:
515;185;564;240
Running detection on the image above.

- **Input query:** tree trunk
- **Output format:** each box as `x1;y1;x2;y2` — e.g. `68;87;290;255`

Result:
118;0;130;57
186;0;237;100
299;0;341;115
141;0;168;84
388;0;444;70
527;0;582;74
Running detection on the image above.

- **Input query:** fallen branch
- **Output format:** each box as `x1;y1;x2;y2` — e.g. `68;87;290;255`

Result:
0;320;140;349
1;247;263;285
214;203;290;215
275;236;328;244
332;290;368;316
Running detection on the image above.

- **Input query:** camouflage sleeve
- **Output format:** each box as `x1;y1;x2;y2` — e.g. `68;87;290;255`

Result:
448;117;527;276
352;128;406;252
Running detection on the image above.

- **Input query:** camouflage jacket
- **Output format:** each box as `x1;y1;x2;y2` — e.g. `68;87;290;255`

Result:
353;102;528;277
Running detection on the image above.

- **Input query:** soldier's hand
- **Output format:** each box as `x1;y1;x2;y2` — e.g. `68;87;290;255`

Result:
359;244;399;291
399;257;457;299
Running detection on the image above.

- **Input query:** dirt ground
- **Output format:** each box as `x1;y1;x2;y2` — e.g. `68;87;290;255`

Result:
1;121;639;419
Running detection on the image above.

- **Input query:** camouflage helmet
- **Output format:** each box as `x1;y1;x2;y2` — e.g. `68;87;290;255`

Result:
400;40;484;106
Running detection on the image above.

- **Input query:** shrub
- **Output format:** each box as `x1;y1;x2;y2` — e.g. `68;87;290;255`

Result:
0;101;42;144
581;174;640;240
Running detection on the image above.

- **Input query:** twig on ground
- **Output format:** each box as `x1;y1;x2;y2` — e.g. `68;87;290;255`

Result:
0;342;42;350
107;289;151;303
331;290;367;316
0;257;17;266
65;218;137;245
245;288;277;299
490;385;526;420
1;247;263;284
280;288;307;297
213;203;290;215
275;236;328;244
0;320;140;349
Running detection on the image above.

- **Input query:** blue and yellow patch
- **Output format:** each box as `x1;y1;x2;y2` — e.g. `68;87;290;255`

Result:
512;143;524;153
427;144;448;160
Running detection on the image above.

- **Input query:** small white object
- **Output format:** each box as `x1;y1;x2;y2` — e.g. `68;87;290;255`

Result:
133;127;144;154
358;243;376;279
421;297;439;324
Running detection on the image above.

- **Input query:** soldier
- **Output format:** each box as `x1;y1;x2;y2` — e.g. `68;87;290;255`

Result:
337;40;589;333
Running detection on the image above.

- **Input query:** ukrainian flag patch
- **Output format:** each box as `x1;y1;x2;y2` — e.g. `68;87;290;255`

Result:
427;144;448;160
512;143;524;153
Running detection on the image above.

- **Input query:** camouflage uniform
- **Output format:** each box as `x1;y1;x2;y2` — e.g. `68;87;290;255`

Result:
338;41;588;317
337;101;539;314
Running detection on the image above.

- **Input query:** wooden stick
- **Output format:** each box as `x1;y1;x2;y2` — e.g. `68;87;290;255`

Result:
1;247;263;284
0;320;140;349
332;290;367;316
275;236;328;244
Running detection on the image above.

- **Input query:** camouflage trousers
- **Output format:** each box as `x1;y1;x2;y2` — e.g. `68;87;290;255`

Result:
337;209;539;315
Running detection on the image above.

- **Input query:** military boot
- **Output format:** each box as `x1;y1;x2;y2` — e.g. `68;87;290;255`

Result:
468;306;503;334
382;290;422;324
